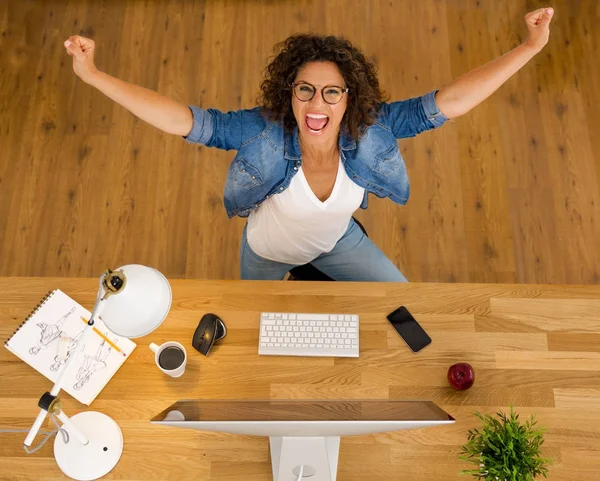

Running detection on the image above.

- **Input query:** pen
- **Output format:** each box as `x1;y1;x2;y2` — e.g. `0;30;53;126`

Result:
81;317;127;357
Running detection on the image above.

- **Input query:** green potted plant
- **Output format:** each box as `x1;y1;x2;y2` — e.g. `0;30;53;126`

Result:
460;405;551;481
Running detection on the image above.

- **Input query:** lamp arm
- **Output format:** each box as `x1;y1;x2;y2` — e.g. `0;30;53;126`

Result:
24;283;108;447
55;410;88;445
51;289;106;395
23;409;51;448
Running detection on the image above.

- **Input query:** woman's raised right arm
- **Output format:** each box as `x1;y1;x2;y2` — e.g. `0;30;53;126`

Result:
64;35;193;136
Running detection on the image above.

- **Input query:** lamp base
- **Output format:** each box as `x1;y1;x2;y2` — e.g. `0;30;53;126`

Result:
54;411;123;481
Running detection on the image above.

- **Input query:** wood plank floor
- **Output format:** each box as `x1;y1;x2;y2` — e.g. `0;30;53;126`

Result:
1;0;599;283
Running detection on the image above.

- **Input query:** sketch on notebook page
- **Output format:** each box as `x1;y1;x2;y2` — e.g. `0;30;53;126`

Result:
50;330;85;372
29;307;76;355
74;335;115;390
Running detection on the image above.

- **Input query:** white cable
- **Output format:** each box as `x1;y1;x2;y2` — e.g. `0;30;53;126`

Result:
0;413;69;454
296;464;304;481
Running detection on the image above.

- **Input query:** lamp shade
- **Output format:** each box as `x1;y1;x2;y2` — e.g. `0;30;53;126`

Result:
100;264;172;338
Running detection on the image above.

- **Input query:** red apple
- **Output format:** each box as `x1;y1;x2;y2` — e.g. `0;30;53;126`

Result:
447;363;475;390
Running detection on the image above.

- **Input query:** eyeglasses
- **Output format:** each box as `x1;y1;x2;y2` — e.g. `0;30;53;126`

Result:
291;82;349;105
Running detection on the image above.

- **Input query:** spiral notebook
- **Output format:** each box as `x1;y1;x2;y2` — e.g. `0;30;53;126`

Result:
4;289;136;406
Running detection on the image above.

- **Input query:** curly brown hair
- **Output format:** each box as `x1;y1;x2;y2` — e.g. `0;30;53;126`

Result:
258;34;387;141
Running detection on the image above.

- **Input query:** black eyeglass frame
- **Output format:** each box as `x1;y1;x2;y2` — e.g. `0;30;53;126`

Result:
290;81;350;105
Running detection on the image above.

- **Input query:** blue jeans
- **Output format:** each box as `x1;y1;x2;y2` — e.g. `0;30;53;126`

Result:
240;218;408;282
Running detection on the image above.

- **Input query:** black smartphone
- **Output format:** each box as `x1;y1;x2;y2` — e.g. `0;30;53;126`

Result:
386;306;431;352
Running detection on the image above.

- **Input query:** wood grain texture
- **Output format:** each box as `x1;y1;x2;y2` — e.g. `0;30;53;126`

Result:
1;0;599;283
1;278;600;480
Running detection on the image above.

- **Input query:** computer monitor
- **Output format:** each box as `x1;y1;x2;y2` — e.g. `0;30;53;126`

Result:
151;399;455;481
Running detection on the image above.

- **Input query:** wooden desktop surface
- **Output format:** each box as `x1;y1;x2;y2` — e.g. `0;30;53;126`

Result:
1;278;599;481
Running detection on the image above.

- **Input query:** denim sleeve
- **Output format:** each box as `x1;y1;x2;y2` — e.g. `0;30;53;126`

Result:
183;106;250;151
378;90;448;139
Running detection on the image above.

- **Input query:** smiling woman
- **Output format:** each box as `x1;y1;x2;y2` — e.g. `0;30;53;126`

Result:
290;80;344;135
259;34;386;142
64;8;554;282
289;62;348;142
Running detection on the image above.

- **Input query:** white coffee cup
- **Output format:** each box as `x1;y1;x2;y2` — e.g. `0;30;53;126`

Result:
149;341;187;378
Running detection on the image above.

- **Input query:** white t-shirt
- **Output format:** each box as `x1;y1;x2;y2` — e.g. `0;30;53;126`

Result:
247;157;366;264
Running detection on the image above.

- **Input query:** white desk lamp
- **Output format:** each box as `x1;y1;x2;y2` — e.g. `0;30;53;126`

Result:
23;264;172;481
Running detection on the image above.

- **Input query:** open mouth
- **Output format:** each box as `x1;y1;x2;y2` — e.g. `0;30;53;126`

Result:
305;113;329;134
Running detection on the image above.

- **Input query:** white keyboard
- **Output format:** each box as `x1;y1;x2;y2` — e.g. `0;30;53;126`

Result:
259;312;359;357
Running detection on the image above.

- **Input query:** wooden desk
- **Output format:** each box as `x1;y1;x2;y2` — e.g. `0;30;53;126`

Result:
1;279;599;481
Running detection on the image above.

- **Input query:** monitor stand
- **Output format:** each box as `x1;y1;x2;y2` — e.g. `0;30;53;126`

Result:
269;436;340;481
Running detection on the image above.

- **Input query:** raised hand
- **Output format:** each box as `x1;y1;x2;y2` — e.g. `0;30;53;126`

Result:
64;35;98;83
524;7;554;52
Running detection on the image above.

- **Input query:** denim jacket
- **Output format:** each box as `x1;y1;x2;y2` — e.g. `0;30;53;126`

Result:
184;90;448;218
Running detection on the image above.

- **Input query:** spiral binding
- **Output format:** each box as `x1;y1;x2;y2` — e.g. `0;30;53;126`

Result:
4;290;56;347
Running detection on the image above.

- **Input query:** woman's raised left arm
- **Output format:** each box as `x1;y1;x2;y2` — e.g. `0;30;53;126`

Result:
435;7;554;119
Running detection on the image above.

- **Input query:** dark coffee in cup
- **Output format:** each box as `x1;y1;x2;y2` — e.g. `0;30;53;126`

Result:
158;346;185;370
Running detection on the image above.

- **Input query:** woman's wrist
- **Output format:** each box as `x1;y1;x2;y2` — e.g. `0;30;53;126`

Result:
83;67;101;86
522;39;544;56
